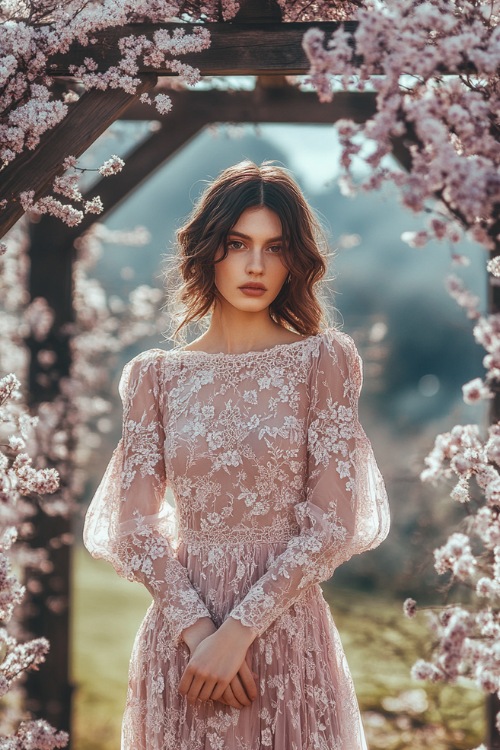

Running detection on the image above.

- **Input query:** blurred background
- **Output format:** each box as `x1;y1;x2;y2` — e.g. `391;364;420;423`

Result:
72;115;488;749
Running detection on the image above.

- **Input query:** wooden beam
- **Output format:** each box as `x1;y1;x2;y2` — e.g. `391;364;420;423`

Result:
123;87;378;123
46;21;355;77
47;88;380;246
54;87;381;248
0;75;157;239
46;19;476;78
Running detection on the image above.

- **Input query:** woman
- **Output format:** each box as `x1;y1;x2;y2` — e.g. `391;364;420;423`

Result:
83;160;390;749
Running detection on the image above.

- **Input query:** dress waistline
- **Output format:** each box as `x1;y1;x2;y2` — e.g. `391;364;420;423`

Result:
178;519;300;550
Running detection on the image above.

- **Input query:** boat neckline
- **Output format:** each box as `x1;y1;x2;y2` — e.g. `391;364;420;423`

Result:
169;330;327;358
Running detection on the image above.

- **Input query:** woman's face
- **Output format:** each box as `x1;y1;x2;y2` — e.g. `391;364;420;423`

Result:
213;206;289;313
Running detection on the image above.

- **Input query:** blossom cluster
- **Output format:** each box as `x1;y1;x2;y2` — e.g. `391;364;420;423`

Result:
0;719;68;750
405;416;500;734
303;0;500;252
0;3;212;166
0;371;68;748
15;153;123;227
0;1;213;225
409;602;500;708
444;301;500;407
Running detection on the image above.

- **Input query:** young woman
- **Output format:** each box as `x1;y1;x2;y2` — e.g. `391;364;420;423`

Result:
83;160;390;750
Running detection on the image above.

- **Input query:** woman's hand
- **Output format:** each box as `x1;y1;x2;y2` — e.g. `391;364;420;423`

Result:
179;617;257;709
218;648;258;709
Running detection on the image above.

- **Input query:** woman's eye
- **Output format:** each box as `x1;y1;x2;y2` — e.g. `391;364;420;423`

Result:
227;240;244;250
268;245;282;254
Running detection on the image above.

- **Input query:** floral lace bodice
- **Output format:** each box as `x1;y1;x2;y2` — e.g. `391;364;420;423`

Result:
83;327;390;648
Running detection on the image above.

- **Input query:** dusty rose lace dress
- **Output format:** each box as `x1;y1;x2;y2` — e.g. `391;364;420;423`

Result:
83;326;390;750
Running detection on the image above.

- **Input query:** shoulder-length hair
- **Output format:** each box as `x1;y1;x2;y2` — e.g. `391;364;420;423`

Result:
162;160;336;342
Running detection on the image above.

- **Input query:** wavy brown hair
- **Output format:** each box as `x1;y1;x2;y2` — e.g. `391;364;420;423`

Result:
162;160;336;342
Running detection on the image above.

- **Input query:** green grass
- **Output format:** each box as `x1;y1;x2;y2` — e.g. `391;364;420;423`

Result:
72;544;485;750
72;545;151;750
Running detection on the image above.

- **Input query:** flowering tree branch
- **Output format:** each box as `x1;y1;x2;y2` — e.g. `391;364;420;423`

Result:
302;2;500;746
0;371;68;749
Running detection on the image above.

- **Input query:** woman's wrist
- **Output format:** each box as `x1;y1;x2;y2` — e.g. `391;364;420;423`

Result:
219;615;258;647
181;616;216;651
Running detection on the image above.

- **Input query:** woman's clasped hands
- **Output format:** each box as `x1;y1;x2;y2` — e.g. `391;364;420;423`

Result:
179;615;258;710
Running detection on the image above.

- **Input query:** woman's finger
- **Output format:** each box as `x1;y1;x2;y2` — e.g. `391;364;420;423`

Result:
237;660;258;701
229;673;251;706
212;681;243;709
198;678;218;702
178;666;194;697
222;683;245;709
186;674;207;704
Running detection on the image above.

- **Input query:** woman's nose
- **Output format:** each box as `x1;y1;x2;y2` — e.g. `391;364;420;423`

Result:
246;249;264;272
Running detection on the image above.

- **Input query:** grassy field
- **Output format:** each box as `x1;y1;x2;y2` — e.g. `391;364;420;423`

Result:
72;544;485;750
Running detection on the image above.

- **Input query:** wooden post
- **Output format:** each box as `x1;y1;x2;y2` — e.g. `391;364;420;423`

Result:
22;212;76;740
235;0;282;21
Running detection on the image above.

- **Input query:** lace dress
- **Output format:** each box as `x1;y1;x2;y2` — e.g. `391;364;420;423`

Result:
83;326;390;750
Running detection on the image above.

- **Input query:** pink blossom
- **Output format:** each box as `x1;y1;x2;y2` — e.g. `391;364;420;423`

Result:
487;257;500;278
476;577;499;599
462;377;493;404
450;478;469;503
411;659;444;683
445;275;481;320
401;230;429;248
98;155;125;177
23;297;55;342
154;93;172;115
403;598;417;618
8;436;25;452
84;196;104;215
7;718;68;749
434;533;477;580
0;374;21;404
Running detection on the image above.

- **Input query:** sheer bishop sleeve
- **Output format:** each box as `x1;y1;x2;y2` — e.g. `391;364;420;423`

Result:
228;329;390;639
83;351;213;647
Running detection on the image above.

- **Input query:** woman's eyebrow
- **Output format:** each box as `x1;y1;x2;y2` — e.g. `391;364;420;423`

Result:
227;230;283;242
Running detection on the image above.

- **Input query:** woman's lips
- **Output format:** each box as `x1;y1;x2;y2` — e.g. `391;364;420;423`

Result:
239;286;267;296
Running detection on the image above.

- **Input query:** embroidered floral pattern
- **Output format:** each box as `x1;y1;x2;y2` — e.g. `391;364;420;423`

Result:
83;327;389;750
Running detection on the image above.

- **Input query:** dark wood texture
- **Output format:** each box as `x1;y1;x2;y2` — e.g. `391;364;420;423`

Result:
235;0;283;20
46;21;358;76
46;19;477;78
125;86;378;123
23;211;77;740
